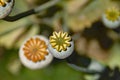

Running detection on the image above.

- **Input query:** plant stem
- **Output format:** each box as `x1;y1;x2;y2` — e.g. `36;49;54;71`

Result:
3;0;60;22
34;0;60;13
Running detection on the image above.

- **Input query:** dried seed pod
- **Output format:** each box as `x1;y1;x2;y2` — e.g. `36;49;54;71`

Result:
0;0;14;19
102;7;120;29
19;35;53;70
48;31;74;59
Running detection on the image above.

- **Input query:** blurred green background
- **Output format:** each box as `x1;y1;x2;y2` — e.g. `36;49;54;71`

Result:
0;0;120;80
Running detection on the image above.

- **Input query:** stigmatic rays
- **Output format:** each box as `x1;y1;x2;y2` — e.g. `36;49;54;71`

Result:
23;38;48;62
50;31;71;52
102;7;120;29
105;7;120;22
0;0;6;7
19;36;53;70
0;0;14;19
48;31;74;59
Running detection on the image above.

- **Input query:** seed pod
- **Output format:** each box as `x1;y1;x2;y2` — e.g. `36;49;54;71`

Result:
0;0;14;19
19;35;53;70
102;7;120;29
48;31;74;59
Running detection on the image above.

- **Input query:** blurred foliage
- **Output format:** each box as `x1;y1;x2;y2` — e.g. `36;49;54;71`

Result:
0;47;85;80
0;0;120;80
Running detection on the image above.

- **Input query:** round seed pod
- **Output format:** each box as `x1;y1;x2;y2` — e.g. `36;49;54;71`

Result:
102;7;120;29
48;31;74;59
19;35;53;70
0;0;14;19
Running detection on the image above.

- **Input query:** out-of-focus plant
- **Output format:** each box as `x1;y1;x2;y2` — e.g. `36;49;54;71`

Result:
0;0;120;80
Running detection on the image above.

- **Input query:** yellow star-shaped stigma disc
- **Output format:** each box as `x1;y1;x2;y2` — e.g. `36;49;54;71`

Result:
105;7;120;22
0;0;6;6
50;31;71;52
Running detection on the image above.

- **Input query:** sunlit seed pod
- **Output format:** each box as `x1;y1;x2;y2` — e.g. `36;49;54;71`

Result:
48;31;74;59
0;0;14;19
102;7;120;29
19;35;53;70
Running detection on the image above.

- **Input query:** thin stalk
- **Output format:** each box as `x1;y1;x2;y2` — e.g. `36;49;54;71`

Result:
3;0;60;22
